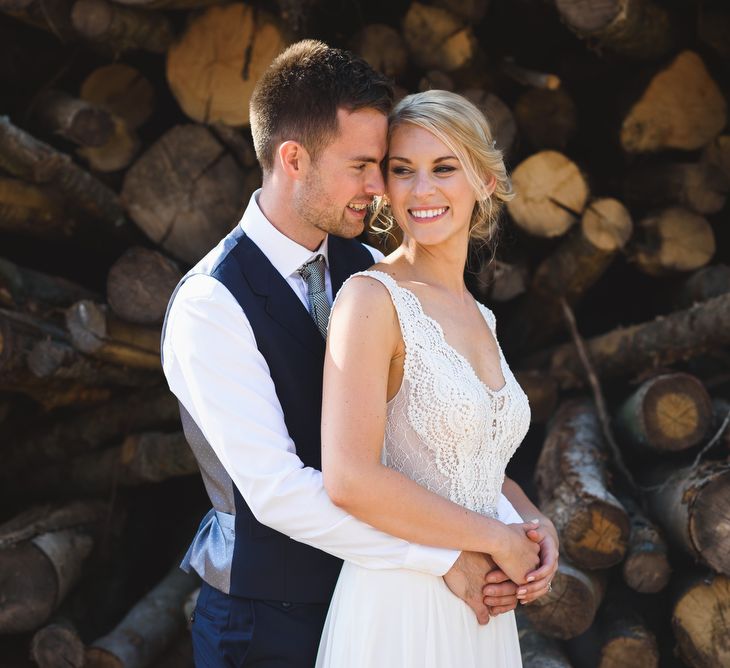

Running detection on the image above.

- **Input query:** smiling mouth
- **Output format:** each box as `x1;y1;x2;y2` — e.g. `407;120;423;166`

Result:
347;202;370;212
409;207;449;220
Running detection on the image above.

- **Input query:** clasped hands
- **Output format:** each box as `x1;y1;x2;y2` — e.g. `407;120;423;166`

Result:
443;519;559;625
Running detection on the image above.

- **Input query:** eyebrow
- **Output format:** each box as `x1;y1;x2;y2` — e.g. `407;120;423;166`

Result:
350;156;381;163
387;155;458;163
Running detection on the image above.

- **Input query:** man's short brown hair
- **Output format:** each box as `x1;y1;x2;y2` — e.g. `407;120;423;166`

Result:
250;40;393;174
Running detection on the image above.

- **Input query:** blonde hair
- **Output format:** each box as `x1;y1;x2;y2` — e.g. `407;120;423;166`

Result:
372;89;514;249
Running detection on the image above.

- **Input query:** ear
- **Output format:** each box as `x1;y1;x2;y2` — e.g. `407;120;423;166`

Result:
484;173;497;198
277;141;311;180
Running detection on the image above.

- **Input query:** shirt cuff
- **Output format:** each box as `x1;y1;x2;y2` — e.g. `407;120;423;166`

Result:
403;543;460;576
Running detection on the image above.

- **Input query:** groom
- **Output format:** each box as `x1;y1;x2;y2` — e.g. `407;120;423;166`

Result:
162;40;525;667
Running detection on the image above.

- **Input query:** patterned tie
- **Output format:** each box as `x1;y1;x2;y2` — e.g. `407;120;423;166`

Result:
298;254;330;338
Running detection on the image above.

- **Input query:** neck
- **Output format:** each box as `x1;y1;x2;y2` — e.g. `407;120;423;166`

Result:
258;177;326;252
396;234;470;298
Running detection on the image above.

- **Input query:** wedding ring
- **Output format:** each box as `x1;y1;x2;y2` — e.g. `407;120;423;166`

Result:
547;581;553;593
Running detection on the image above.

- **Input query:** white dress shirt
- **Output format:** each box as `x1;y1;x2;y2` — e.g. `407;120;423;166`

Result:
163;190;459;576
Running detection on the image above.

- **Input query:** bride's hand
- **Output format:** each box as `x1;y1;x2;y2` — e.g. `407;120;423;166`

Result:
489;523;541;585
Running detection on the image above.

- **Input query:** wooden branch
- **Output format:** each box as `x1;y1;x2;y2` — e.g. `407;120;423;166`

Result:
4;386;179;475
0;176;76;239
34;88;114;147
645;458;730;575
514;88;576;152
85;565;200;668
0;501;105;634
614;373;713;453
619;494;671;594
504;197;632;352
0;116;127;231
672;572;730;668
72;0;174;54
522;558;606;639
13;431;197;499
525;293;730;391
535;399;630;569
31;618;85;668
107;247;181;325
624;161;728;215
555;0;677;60
65;300;161;370
507;151;589;238
0;256;98;313
502;59;560;90
621;51;726;153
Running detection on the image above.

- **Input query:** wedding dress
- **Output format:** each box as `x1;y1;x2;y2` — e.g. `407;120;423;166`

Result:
316;270;531;668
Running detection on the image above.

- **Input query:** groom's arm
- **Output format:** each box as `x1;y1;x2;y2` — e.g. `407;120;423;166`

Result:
164;274;458;576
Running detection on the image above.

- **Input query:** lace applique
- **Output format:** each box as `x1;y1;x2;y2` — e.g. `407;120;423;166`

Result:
335;270;531;518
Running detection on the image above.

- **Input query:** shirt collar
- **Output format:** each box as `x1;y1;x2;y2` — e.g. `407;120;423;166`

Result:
239;189;329;279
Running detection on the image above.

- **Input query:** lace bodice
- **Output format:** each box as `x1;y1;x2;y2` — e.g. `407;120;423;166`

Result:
339;270;531;518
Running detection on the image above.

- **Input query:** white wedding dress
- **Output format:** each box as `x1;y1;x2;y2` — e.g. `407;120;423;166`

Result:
316;270;531;668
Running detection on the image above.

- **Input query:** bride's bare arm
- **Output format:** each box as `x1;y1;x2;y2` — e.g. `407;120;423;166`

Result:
321;276;538;581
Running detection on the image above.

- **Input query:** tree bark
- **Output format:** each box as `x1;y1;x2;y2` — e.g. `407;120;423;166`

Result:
0;501;104;634
624;161;728;215
30;618;85;668
65;300;161;370
535;400;630;569
504;197;632;352
632;208;715;276
675;264;730;310
85;565;200;668
121;124;251;264
614;372;713;453
0;116;127;231
14;431;197;499
621;51;727;154
645;458;730;575
166;4;288;126
106;247;181;325
4;386;179;475
672;572;730;668
507;151;589;238
72;0;174;53
0;177;76;239
0;257;97;313
526;293;730;391
34;89;114;148
555;0;676;59
514;87;577;152
619;494;671;593
522;558;606;639
516;612;573;668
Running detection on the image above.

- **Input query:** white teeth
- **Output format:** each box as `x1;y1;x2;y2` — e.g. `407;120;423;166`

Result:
348;203;368;211
410;207;447;219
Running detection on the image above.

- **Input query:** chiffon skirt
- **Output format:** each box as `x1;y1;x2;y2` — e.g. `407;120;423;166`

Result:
316;494;524;667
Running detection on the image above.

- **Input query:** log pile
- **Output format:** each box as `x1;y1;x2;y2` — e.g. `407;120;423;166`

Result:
0;0;729;665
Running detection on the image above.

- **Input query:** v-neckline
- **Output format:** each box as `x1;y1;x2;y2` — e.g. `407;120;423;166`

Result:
369;270;509;396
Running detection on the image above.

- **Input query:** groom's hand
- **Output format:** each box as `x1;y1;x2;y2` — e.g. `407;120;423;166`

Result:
482;570;519;615
443;551;495;625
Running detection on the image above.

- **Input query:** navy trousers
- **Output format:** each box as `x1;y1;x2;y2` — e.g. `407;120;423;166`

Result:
191;582;330;667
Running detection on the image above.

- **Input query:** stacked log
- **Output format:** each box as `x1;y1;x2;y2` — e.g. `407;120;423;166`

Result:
1;0;729;665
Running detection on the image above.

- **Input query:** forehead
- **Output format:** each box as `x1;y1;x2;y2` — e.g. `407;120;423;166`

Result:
328;107;388;152
389;123;450;156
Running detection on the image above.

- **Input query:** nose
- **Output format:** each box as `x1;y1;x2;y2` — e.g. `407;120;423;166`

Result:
364;165;385;196
413;170;435;198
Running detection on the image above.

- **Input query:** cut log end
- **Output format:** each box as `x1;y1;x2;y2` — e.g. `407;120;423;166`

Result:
31;622;85;668
673;574;730;668
599;635;659;668
562;503;630;569
622;550;671;594
691;468;730;575
581;198;632;252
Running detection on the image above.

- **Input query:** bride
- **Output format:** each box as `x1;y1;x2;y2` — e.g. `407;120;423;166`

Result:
316;90;558;667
